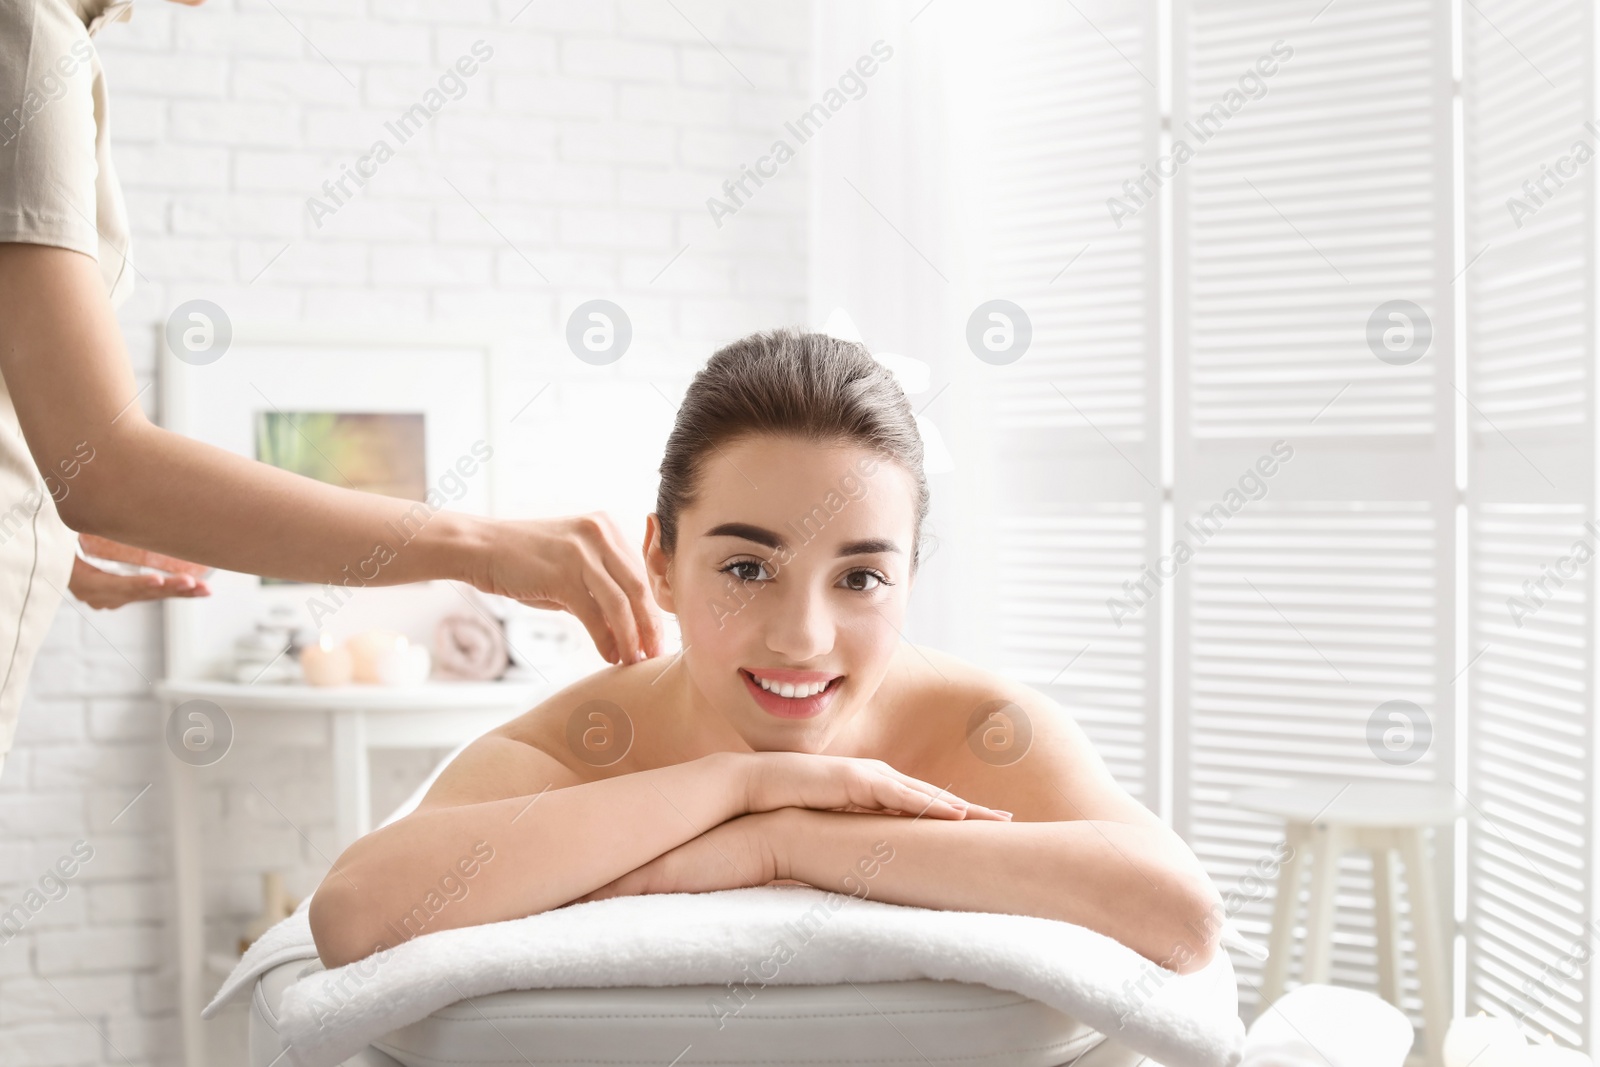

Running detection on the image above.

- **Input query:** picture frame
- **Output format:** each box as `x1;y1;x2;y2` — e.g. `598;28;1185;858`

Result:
156;324;513;682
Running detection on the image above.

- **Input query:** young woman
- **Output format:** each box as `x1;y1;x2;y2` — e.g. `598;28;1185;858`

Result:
308;329;1223;976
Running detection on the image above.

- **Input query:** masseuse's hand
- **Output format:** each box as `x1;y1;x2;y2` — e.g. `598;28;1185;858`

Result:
741;752;1012;822
68;534;213;610
572;812;783;903
476;513;664;666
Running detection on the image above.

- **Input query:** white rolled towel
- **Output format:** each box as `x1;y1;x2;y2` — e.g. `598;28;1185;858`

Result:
431;612;510;681
1242;985;1414;1067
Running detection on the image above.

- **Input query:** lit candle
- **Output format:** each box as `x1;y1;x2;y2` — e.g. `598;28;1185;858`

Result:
299;633;353;687
346;630;406;683
373;635;431;687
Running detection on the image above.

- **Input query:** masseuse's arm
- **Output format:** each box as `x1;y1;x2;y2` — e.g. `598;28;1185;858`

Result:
0;244;660;663
307;737;1003;968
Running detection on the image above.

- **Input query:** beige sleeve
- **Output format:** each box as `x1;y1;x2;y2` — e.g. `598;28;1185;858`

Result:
0;0;135;307
0;0;135;764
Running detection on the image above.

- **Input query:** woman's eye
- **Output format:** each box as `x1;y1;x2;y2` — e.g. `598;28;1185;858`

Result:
840;569;890;593
723;559;772;583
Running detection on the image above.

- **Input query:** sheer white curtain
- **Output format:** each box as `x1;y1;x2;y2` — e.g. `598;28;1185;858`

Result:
809;0;1164;804
806;0;966;651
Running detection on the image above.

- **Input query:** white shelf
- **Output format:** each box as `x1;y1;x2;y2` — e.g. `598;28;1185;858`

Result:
161;674;552;1067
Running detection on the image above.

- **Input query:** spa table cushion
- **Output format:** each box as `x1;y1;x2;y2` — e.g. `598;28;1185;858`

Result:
250;956;1150;1067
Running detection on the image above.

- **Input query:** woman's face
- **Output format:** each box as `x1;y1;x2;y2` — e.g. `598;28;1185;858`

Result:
644;434;919;752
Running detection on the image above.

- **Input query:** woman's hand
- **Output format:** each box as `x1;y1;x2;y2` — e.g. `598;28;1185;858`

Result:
474;513;665;666
739;752;1012;822
69;534;212;609
572;811;785;903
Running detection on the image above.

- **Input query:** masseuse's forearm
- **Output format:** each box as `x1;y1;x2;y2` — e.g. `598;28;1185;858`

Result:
66;418;492;588
780;810;1223;974
0;244;488;587
310;753;746;968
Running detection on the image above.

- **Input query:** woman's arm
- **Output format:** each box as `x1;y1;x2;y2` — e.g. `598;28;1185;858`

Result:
308;739;1005;968
776;809;1224;973
582;807;1221;974
309;741;750;968
0;244;659;663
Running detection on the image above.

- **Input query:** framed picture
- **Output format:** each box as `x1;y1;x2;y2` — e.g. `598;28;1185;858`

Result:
157;325;511;682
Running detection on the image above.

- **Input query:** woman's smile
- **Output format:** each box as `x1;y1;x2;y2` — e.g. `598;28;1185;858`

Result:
739;667;845;719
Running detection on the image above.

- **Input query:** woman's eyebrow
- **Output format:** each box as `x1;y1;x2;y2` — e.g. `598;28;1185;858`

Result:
704;523;901;557
837;537;901;557
706;522;784;549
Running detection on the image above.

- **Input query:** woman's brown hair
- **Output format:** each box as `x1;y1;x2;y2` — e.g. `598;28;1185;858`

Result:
655;327;931;569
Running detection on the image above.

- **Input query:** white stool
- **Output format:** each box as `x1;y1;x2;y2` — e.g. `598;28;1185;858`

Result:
1232;783;1463;1067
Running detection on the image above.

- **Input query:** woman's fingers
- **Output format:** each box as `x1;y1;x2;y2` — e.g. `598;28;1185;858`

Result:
883;781;964;818
747;753;1012;822
876;771;1011;821
847;763;1009;821
887;781;984;820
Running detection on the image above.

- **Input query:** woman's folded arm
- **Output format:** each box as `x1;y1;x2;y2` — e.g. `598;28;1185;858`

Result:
776;808;1224;974
307;739;747;968
582;803;1223;974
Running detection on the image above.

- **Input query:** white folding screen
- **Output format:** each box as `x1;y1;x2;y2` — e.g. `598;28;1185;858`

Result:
1463;0;1595;1047
1172;0;1457;1028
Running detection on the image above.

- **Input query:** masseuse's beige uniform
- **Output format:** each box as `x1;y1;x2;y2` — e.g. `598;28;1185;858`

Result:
0;0;135;778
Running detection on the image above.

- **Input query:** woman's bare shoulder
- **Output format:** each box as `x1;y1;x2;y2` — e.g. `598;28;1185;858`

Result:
880;644;1134;821
881;643;1061;735
412;660;666;813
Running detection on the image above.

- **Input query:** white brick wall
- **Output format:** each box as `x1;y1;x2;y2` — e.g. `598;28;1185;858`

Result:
2;1;810;1062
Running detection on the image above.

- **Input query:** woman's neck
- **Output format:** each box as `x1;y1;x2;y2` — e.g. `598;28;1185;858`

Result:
640;649;757;762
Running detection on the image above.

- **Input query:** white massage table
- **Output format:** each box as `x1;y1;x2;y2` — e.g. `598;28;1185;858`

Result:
249;955;1150;1066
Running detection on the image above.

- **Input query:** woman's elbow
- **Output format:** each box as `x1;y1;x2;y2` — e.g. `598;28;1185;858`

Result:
308;880;388;970
1151;876;1225;975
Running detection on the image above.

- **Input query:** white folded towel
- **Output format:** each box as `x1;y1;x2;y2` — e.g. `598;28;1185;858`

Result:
206;884;1246;1067
1241;984;1414;1067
